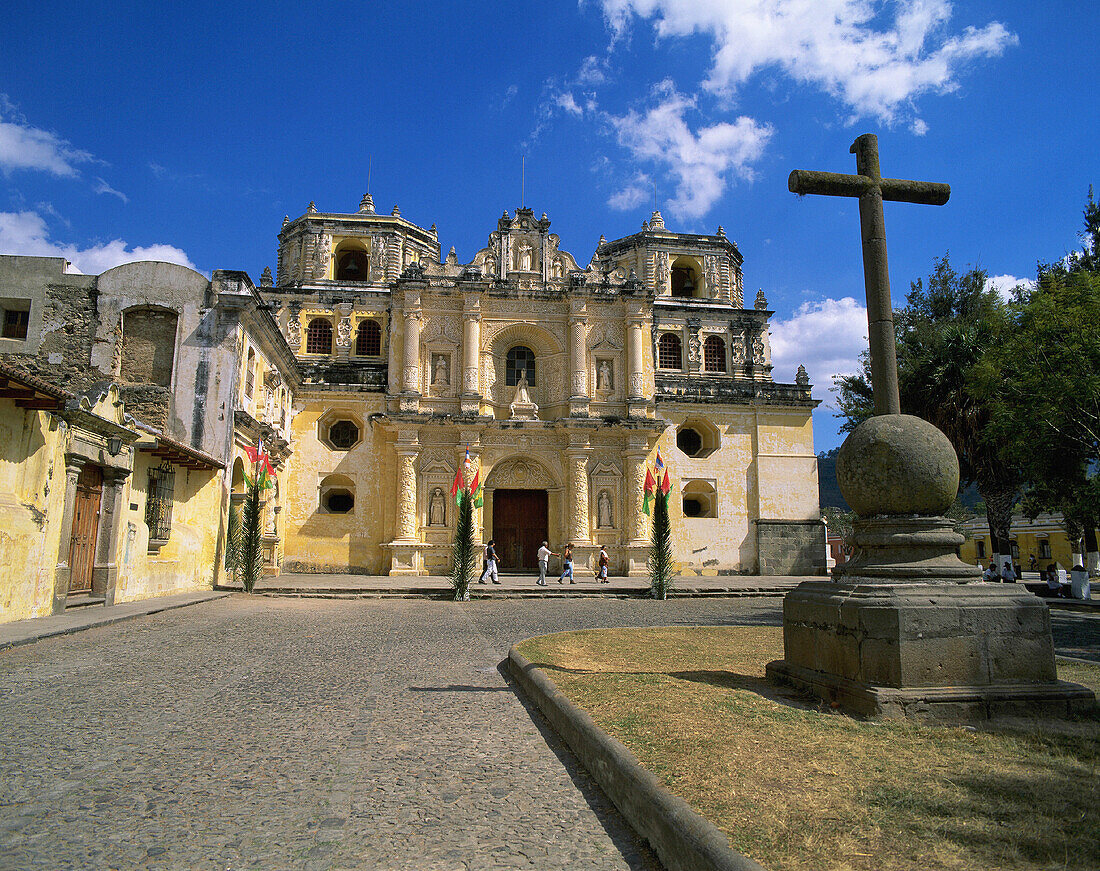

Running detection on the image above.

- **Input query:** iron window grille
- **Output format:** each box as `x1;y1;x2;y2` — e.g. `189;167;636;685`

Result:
658;333;682;370
306;319;334;355
145;461;175;541
703;335;727;373
355;319;382;356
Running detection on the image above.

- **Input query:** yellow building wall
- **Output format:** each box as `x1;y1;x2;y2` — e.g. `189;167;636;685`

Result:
283;393;392;574
114;452;223;602
655;403;818;574
0;399;66;623
960;529;1083;571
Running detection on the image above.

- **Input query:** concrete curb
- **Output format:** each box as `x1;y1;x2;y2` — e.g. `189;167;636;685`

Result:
0;592;230;651
506;646;767;871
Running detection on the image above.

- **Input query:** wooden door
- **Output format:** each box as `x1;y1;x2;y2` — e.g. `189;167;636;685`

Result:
68;465;102;595
492;489;548;570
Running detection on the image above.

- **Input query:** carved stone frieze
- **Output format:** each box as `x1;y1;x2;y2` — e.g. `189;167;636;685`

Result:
485;458;553;489
336;316;352;348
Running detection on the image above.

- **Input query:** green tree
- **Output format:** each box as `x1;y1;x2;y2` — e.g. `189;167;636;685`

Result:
986;266;1100;570
649;491;674;599
834;255;1019;565
238;483;265;593
223;501;241;574
450;491;477;601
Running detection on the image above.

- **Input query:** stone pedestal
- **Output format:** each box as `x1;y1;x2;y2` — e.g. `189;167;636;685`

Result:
768;414;1096;721
767;581;1094;720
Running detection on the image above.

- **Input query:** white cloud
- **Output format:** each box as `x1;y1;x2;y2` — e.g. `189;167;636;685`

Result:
609;81;772;219
770;296;868;398
608;175;652;210
0;210;197;275
985;273;1033;302
0;94;96;177
555;92;585;116
598;0;1016;126
93;177;129;204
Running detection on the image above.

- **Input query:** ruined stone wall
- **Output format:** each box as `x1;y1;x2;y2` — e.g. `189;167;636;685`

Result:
120;309;178;387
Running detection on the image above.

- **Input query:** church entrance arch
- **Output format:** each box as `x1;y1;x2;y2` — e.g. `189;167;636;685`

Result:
484;457;556;571
493;490;548;570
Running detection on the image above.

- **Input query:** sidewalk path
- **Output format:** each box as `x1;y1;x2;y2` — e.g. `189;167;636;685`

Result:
0;590;228;651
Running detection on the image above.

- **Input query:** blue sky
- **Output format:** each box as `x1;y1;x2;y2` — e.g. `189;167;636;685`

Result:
1;1;1096;451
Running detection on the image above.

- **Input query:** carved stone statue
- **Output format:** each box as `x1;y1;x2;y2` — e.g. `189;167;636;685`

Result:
433;354;449;385
518;241;533;272
429;487;446;526
484;252;496;277
509;369;539;420
597;490;613;528
597;360;613;391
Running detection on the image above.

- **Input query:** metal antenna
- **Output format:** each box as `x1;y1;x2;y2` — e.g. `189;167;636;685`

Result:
653;178;657;212
367;156;372;195
522;155;526;208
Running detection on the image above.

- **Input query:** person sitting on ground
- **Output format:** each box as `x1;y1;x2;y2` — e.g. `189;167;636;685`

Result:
536;541;558;586
558;543;574;584
982;562;999;582
1001;560;1016;583
1043;563;1066;598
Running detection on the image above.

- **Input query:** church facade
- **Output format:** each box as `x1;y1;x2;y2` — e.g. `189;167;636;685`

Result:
270;195;823;577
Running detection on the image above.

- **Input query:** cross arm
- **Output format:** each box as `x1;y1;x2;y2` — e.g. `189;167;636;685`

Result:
789;170;949;205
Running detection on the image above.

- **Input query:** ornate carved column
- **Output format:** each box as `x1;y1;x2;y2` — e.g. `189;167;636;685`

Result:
401;291;422;412
568;298;589;417
626;308;651;418
97;468;131;605
461;297;481;414
566;441;591;544
395;434;420;542
51;456;84;614
623;448;649;544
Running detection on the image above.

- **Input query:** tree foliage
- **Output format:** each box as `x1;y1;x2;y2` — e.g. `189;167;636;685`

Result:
985;192;1100;545
649;493;674;599
450;493;477;601
238;484;264;593
224;502;241;573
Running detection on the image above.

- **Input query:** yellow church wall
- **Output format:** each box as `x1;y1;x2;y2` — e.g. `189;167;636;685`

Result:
282;393;393;574
114;453;223;603
755;411;819;520
0;399;67;623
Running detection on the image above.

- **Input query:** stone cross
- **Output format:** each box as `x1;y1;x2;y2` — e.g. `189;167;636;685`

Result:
789;134;950;416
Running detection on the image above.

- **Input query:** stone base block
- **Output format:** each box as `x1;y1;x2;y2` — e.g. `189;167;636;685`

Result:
385;541;426;576
767;580;1097;720
767;660;1095;721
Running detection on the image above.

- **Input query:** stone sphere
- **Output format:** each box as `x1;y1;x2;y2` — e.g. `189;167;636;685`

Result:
836;414;959;517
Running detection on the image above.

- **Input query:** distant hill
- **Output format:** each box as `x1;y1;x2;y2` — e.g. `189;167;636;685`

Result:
818;447;983;512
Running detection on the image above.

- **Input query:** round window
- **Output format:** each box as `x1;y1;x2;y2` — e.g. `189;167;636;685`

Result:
677;428;703;457
328;420;359;449
325;490;354;513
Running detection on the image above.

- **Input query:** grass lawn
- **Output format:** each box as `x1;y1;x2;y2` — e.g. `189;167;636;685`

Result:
517;626;1100;871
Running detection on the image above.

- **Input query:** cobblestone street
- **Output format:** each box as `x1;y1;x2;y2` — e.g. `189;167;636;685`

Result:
0;597;1095;870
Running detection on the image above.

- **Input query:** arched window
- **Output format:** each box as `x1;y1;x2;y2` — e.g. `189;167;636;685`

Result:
703;335;726;373
671;257;701;298
120;307;178;387
506;345;536;386
355;319;381;356
244;348;256;398
336;249;369;281
305;318;333;355
657;333;682;370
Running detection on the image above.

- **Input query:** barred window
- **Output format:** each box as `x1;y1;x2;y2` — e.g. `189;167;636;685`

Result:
355;319;381;356
306;318;333;355
657;333;682;370
703;335;726;373
145;462;175;541
506;346;536;386
336;250;368;281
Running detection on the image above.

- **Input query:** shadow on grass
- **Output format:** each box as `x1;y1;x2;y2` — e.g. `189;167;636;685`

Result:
527;662;820;711
867;769;1100;869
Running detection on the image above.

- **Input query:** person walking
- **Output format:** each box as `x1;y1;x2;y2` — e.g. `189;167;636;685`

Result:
536;541;558;586
478;539;500;585
597;545;610;583
557;543;574;584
